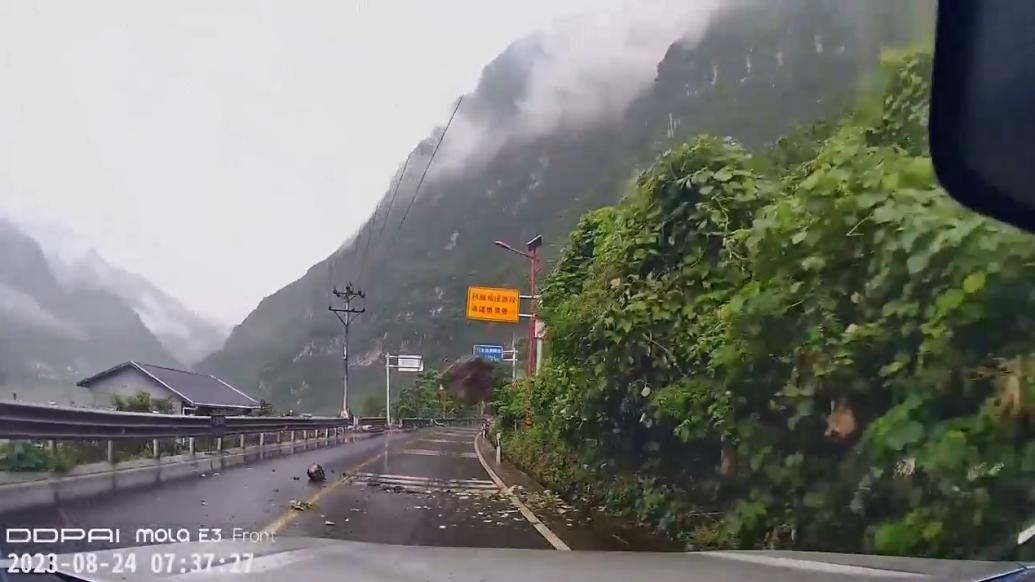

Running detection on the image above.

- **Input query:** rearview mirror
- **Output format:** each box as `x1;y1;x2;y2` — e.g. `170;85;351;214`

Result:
931;0;1035;233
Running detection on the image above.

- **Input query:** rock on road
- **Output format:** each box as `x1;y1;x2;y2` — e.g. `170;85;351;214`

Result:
273;426;552;549
0;426;606;555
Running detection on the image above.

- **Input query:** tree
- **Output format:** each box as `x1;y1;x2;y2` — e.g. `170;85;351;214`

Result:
112;392;174;414
359;394;383;417
255;399;274;416
495;51;1035;559
395;369;478;418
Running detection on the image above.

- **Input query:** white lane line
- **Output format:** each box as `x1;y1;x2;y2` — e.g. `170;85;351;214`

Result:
351;476;496;488
473;433;571;551
357;472;494;485
349;476;498;492
402;448;478;458
700;553;927;578
420;438;472;443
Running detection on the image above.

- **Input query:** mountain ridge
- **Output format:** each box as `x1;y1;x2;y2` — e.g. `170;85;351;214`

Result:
201;0;933;414
0;217;228;397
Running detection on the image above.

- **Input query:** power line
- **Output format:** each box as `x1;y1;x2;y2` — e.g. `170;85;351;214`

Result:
377;150;414;243
395;96;464;237
356;149;415;274
359;200;382;271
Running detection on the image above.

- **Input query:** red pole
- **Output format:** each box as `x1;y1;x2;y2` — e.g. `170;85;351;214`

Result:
527;247;537;377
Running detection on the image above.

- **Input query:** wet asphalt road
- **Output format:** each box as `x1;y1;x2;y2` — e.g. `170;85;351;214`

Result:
276;426;551;549
0;427;560;556
0;431;417;553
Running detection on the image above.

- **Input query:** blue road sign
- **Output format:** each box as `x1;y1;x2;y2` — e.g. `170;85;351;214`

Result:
473;344;505;362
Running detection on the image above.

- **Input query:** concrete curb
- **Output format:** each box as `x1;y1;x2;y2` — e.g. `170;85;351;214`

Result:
474;432;571;551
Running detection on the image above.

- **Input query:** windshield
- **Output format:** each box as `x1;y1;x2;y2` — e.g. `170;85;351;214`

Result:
6;0;1032;580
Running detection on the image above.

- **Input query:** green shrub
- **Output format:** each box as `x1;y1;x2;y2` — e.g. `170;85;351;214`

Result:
497;51;1035;559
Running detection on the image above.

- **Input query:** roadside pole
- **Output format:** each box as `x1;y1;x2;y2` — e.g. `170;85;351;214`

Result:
329;282;365;418
385;353;392;426
491;235;543;377
527;238;539;376
384;353;424;428
535;319;546;375
511;335;517;381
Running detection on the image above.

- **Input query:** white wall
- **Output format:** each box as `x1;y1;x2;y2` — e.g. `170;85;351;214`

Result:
86;367;185;413
0;384;95;407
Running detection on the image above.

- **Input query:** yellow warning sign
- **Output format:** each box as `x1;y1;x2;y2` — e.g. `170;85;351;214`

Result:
466;286;520;323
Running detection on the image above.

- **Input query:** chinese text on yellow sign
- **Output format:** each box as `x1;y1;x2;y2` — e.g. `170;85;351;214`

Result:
466;286;520;322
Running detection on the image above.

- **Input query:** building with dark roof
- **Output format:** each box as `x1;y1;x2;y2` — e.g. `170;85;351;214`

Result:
77;361;259;415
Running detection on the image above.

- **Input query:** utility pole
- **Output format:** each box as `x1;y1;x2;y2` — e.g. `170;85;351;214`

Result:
329;281;365;418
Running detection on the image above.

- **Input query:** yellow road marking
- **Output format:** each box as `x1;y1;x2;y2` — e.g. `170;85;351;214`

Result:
262;433;411;535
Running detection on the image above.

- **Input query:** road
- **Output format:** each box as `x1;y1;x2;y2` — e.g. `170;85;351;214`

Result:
272;425;553;549
0;431;411;553
0;426;651;558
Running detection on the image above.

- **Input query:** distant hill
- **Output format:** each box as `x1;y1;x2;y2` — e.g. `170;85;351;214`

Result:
0;218;227;399
201;0;933;414
24;220;228;366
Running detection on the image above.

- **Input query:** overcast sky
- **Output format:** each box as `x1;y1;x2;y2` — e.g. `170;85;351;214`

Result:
0;0;615;326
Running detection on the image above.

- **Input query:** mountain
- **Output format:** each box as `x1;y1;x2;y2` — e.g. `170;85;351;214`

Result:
22;221;228;366
201;0;934;415
0;220;179;390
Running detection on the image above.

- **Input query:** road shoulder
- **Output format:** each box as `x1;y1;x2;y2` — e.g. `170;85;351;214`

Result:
474;431;680;551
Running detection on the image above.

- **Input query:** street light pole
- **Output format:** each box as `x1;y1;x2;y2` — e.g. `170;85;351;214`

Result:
493;235;543;377
527;240;539;376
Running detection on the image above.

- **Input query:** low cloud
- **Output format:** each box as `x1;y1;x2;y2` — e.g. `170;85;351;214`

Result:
434;0;723;174
0;283;84;339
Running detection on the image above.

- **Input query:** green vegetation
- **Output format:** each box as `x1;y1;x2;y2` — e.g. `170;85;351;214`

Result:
493;51;1035;559
0;441;108;473
1;442;51;471
200;2;926;417
394;369;489;418
1;390;171;472
112;392;174;413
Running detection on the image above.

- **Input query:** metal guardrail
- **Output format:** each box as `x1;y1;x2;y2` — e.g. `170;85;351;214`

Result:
0;401;352;440
357;416;388;428
399;417;482;428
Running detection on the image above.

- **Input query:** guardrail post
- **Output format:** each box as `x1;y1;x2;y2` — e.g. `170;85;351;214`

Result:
107;440;115;464
48;440;57;469
153;438;159;459
290;430;295;443
240;434;245;450
189;437;195;455
216;437;223;452
259;433;265;447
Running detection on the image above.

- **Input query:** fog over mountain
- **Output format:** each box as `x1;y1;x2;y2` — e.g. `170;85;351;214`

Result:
0;213;228;395
202;0;932;415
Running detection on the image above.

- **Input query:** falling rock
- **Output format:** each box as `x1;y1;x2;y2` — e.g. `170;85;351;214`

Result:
307;464;327;482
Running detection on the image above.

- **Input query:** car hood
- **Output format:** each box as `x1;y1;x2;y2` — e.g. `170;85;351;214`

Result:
57;537;1031;582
